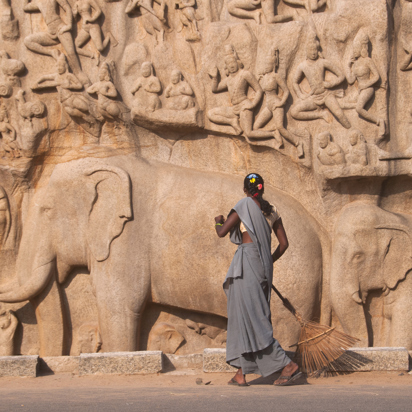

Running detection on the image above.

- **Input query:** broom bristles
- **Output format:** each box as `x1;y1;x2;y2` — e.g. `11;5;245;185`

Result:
293;318;359;374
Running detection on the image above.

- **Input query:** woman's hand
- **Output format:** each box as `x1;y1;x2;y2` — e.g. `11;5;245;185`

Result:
215;215;225;225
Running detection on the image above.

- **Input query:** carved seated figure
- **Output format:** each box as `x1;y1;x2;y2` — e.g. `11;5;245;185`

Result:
0;50;25;87
77;323;102;354
317;131;345;166
31;53;96;126
346;129;368;167
131;62;162;112
0;309;18;356
165;70;195;110
207;44;263;135
86;62;122;121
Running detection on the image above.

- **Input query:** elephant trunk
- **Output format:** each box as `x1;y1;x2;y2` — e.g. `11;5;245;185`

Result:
0;259;54;303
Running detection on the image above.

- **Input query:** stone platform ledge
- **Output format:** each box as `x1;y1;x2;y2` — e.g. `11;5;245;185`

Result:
203;347;410;373
329;347;409;372
0;355;39;377
39;356;80;375
79;351;162;376
163;353;203;372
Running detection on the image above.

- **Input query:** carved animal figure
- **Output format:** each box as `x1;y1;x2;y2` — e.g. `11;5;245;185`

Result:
0;309;18;356
331;202;412;349
0;155;323;356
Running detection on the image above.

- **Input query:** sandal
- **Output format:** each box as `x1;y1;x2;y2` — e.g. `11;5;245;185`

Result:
228;378;250;387
274;371;303;386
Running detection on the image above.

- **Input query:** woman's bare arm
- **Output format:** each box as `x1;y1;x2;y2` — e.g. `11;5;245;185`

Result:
214;210;240;238
271;218;289;262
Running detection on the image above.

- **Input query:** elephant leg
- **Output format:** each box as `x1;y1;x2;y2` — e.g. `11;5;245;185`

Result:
388;286;412;349
91;260;151;353
331;290;369;347
31;277;65;357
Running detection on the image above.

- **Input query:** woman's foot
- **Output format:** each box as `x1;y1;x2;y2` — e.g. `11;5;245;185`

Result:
274;361;299;386
228;368;248;386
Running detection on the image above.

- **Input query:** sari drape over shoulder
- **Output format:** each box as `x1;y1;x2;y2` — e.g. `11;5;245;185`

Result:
223;197;290;376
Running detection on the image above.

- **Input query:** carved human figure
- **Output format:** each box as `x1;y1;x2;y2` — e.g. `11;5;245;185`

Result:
31;53;96;126
345;30;386;137
283;0;326;12
316;131;345;166
175;0;200;41
165;69;195;110
131;61;162;112
0;309;18;356
290;37;351;129
227;0;293;24
346;129;368;167
86;62;122;121
125;0;167;45
0;186;10;249
73;0;118;64
207;45;263;135
0;104;20;159
23;0;89;85
400;0;412;71
0;51;25;87
15;90;46;122
251;48;304;157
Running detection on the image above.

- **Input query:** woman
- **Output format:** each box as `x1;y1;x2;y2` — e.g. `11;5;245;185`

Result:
214;173;301;386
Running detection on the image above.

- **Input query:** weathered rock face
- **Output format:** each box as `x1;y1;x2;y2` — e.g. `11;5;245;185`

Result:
0;0;410;357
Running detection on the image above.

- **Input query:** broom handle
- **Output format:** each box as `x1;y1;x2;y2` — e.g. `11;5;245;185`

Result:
271;284;296;316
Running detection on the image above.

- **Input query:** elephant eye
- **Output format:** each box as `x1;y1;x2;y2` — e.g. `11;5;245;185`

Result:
352;253;364;262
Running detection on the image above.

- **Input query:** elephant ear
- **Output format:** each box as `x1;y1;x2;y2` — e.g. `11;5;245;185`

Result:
85;166;132;262
376;225;412;290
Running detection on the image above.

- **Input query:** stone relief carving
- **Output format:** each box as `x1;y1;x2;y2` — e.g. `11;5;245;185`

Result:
251;48;304;157
0;308;18;356
291;35;351;130
0;0;19;41
207;44;263;136
31;53;101;137
175;0;201;42
148;322;185;354
0;186;10;249
77;323;102;354
125;0;168;45
15;90;46;122
344;30;386;138
73;0;118;64
164;69;195;110
400;0;412;72
23;0;89;85
131;61;162;112
331;202;412;349
227;0;293;24
0;51;25;95
0;0;408;357
86;62;126;122
316;131;345;166
346;129;368;167
0;104;20;158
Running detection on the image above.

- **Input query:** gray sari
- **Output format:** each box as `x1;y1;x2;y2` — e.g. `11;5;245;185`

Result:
223;197;291;376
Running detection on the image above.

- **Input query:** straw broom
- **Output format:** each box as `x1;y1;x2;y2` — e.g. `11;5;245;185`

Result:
271;284;359;374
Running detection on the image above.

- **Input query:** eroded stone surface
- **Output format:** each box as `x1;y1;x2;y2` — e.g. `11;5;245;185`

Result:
78;351;163;375
0;355;38;377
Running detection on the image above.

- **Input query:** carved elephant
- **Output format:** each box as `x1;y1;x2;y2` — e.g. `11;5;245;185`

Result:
330;201;412;349
0;155;323;356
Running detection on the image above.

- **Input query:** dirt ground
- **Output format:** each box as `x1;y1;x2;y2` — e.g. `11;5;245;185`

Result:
1;370;412;390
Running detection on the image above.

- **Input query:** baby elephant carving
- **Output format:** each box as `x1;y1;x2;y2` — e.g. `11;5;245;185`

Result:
0;309;18;356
